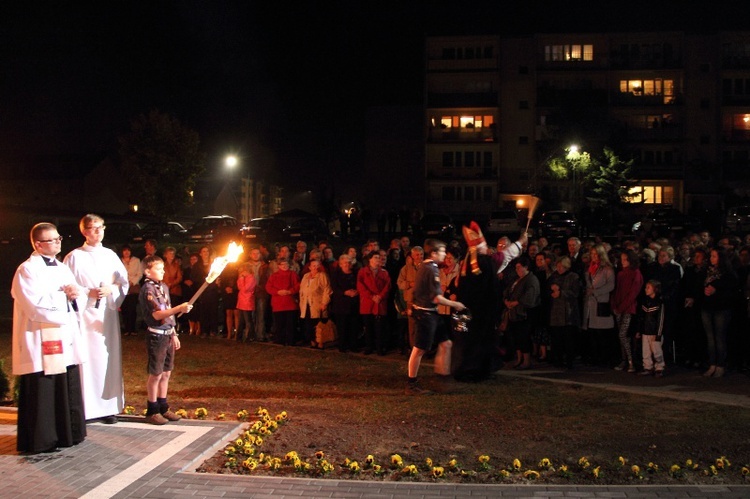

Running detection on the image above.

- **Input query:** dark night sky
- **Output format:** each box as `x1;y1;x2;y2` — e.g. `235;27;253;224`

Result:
2;1;750;191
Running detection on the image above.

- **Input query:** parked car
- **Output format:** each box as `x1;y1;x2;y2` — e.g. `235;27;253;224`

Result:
724;205;750;233
240;217;288;243
536;211;579;239
416;214;456;241
101;221;144;248
282;217;329;243
632;208;699;236
132;221;187;243
186;215;240;246
486;209;521;236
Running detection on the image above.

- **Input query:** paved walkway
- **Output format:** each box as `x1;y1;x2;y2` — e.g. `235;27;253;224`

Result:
1;367;749;498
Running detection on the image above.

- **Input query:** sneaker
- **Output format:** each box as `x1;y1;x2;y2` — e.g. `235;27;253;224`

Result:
144;413;168;425
614;361;628;371
655;370;664;378
703;365;717;377
638;369;653;376
713;367;725;378
627;363;636;373
102;415;118;424
405;383;433;396
161;410;182;422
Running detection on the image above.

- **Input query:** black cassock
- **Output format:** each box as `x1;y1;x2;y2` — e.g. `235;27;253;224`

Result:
452;254;503;382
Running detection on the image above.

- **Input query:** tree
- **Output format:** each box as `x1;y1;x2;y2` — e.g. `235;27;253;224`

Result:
118;110;205;218
545;146;638;227
546;146;596;213
585;148;639;228
586;147;637;210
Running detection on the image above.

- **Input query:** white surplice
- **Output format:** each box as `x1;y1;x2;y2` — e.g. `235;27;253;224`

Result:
64;243;129;420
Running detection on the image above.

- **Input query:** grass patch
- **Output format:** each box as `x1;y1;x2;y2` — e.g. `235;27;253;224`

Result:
1;331;749;484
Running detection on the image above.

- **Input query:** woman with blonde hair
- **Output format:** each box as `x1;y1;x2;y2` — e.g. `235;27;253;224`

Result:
299;259;332;348
582;244;616;365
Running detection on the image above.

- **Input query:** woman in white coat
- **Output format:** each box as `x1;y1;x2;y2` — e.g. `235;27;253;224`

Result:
581;244;616;366
299;259;332;348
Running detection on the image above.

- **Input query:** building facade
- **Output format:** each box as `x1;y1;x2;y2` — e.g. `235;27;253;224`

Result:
425;31;750;220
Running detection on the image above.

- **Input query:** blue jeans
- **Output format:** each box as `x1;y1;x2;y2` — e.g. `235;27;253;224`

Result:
701;308;731;367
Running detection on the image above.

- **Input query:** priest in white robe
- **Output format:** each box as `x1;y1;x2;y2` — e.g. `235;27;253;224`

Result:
12;222;87;453
64;214;128;423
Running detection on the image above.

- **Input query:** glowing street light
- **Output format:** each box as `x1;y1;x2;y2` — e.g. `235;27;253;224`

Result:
225;154;238;169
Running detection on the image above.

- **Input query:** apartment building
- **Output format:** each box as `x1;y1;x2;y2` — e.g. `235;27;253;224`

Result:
425;31;750;220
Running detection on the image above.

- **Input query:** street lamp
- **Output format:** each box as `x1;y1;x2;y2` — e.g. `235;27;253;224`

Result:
224;154;252;222
225;155;238;170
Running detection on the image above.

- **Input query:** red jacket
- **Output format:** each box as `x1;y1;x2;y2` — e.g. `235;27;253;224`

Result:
265;269;300;312
611;267;643;315
236;272;256;311
357;266;391;316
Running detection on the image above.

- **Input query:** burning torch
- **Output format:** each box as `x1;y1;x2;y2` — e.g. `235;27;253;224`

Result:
524;196;542;234
180;242;244;315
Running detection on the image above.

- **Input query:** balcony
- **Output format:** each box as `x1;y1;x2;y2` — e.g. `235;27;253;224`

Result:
625;125;683;141
721;95;750;106
425;163;498;179
536;87;608;107
722;56;750;70
722;129;750;142
427;126;497;143
610;92;683;107
608;54;683;70
427;92;498;108
632;163;685;179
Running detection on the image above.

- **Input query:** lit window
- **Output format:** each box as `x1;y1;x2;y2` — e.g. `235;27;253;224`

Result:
620;79;674;102
626;185;673;204
545;44;594;62
735;114;750;129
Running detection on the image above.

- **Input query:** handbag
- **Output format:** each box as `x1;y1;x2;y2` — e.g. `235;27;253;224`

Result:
596;301;612;317
315;319;337;349
498;309;510;332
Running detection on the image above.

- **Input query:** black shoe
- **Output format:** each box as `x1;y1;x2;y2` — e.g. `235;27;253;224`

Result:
405;383;433;396
102;415;118;424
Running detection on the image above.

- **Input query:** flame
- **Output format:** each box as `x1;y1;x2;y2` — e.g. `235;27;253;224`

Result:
226;241;244;262
206;242;244;283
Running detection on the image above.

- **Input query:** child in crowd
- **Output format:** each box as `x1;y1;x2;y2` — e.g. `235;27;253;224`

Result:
139;255;193;425
636;279;666;377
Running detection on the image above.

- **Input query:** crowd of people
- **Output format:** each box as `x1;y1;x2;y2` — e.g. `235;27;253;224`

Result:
494;229;750;379
11;211;750;450
116;223;750;385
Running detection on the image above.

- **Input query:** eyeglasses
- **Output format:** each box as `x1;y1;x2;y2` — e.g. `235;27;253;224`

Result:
37;236;63;244
85;225;106;232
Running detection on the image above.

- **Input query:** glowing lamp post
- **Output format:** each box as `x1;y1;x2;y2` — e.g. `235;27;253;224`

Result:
182;242;244;314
